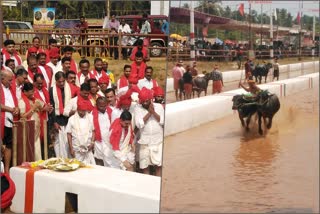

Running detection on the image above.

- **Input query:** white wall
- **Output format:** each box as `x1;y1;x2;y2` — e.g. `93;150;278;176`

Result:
164;72;319;136
166;61;319;93
150;1;169;16
10;165;160;213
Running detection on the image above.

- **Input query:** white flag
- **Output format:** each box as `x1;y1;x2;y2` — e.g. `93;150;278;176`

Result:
274;9;277;21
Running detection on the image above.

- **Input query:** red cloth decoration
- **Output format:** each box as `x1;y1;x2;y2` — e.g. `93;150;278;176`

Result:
21;93;36;120
34;87;50;140
1;173;16;209
128;75;138;84
118;75;129;89
77;98;90;111
139;87;153;103
238;3;244;16
70;59;78;73
27;67;42;83
92;106;112;142
130;61;147;80
77;95;94;112
297;12;301;24
152;86;164;96
109;118;134;151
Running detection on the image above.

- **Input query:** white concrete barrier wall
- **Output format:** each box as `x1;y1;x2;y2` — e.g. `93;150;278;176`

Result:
10;165;160;213
166;61;319;93
164;72;319;136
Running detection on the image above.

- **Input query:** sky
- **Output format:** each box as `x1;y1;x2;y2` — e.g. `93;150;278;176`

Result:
170;1;320;17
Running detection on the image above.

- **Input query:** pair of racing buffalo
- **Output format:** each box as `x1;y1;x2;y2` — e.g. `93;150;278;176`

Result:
232;90;281;135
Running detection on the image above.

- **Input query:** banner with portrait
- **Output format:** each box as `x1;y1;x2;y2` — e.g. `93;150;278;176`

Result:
33;8;55;29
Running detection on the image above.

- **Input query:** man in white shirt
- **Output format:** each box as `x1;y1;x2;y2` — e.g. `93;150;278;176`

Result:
134;87;164;176
47;47;60;77
77;59;94;85
105;88;117;110
1;70;20;173
92;97;117;167
137;66;158;90
66;99;96;165
118;19;131;60
63;83;93;117
140;13;151;48
14;68;28;100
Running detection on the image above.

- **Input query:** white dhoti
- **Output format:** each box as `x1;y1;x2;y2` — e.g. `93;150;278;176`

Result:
34;137;42;161
112;126;135;170
54;126;71;158
74;147;96;165
94;141;118;168
139;142;163;169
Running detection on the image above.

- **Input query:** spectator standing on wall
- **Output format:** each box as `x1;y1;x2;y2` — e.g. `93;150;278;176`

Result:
118;19;131;60
161;20;169;36
74;16;88;57
140;13;151;49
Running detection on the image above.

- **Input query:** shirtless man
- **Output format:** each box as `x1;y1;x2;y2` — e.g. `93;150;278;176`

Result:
239;78;261;96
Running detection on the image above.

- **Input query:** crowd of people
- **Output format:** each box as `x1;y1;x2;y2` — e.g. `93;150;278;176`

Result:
1;36;165;177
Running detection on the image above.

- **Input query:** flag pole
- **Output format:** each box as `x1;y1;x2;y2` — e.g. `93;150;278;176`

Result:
270;9;274;58
190;1;195;64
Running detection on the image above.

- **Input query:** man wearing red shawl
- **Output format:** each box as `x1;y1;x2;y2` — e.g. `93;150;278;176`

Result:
45;38;58;64
56;46;78;75
1;70;20;173
92;97;116;167
24;36;45;58
111;92;133;124
26;55;41;84
91;58;112;88
77;59;95;85
1;40;22;67
134;87;164;176
118;74;140;103
116;64;131;91
18;82;51;161
21;46;38;69
49;72;77;158
97;75;110;97
63;83;93;117
109;110;135;171
37;52;53;88
152;86;165;107
129;39;150;62
12;68;28;100
33;73;54;157
66;99;96;165
46;47;60;76
137;66;159;90
130;51;147;80
88;78;100;106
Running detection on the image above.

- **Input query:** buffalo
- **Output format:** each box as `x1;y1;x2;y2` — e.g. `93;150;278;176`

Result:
252;62;273;84
232;94;259;131
192;73;212;98
256;91;281;135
